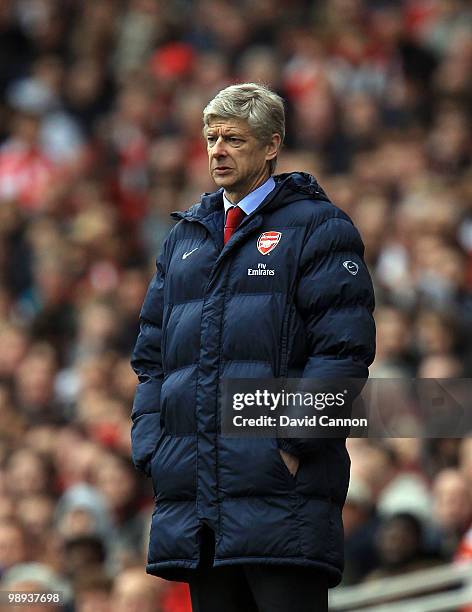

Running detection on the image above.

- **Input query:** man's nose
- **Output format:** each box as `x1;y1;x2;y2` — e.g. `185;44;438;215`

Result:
212;137;227;157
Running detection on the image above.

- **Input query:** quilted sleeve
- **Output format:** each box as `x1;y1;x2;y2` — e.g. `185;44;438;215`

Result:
278;214;376;457
130;245;167;476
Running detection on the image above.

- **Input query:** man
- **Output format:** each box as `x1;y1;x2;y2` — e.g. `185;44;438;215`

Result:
131;83;376;611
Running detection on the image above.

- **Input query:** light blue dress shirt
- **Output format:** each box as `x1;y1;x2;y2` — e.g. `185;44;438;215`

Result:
223;177;275;217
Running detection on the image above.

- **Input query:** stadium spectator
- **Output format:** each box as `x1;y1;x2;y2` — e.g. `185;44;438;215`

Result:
365;512;440;580
0;519;28;575
432;468;472;558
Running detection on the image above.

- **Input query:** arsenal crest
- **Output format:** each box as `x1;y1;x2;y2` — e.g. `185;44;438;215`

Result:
257;231;281;255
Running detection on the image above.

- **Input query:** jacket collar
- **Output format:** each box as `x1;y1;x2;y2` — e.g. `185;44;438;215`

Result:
171;172;330;223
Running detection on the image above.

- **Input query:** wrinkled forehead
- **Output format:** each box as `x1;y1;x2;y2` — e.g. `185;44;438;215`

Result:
204;116;254;136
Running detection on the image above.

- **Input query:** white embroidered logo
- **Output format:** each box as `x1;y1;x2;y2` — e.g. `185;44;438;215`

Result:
182;247;199;260
343;260;359;275
247;262;275;276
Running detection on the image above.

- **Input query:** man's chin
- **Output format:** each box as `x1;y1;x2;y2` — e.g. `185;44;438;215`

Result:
212;175;236;189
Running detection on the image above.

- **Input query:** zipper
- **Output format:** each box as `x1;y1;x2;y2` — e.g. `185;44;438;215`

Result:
278;297;293;378
204;215;264;294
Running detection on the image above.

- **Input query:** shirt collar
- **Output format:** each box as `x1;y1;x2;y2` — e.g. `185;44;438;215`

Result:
223;176;276;216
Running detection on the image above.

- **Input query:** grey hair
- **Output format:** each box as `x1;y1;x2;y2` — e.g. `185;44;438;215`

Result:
203;82;285;174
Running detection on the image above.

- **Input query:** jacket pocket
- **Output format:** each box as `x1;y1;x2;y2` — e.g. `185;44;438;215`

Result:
151;434;197;501
131;412;163;477
273;438;299;485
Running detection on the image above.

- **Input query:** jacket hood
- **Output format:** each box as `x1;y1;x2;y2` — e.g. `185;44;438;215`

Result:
172;172;330;222
274;172;329;201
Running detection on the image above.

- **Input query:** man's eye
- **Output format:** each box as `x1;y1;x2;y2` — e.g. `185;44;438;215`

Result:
207;136;216;144
229;137;242;144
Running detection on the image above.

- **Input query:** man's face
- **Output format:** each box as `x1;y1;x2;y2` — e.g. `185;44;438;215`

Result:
206;117;277;201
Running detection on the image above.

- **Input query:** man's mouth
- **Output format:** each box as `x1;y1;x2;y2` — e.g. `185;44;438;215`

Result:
213;167;233;174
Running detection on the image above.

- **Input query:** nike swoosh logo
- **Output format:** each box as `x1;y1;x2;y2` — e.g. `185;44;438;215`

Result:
182;247;199;260
343;260;359;275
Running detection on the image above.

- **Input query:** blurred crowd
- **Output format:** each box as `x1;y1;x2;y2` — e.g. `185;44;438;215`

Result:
0;0;471;609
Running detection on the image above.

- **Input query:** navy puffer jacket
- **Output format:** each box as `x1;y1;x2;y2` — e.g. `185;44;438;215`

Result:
131;172;375;587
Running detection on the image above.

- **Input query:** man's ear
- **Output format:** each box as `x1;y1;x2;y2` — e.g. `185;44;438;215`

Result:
266;133;282;161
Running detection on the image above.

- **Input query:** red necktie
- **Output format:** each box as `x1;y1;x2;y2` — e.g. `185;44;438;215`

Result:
224;206;246;244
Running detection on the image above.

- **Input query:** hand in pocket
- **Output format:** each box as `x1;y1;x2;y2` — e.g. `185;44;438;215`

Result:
279;449;299;477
